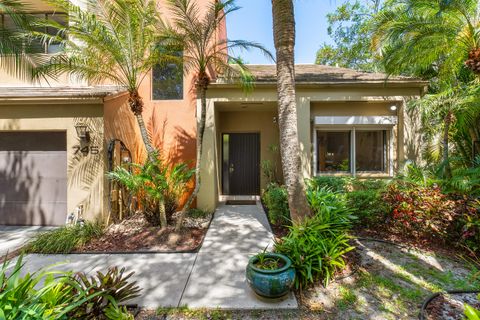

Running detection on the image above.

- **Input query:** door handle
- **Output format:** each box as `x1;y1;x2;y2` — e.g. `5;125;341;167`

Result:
229;164;234;173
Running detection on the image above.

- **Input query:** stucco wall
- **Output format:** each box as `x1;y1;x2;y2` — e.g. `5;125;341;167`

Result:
0;102;105;222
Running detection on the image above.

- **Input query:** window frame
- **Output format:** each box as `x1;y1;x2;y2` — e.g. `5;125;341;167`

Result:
313;125;393;177
151;51;184;101
0;12;67;54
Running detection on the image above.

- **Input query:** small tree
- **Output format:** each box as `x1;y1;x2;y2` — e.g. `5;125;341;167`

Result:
33;0;177;158
164;0;273;230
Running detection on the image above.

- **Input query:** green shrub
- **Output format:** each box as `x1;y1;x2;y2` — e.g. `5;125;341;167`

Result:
306;186;355;231
261;183;290;225
274;215;354;289
187;208;210;219
346;189;388;226
0;255;139;319
276;186;355;289
25;222;104;254
108;153;194;227
308;176;349;193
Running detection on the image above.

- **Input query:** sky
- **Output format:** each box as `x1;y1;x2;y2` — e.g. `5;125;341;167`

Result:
226;0;348;64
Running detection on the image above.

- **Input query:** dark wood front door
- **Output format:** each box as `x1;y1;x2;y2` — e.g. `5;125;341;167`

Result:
222;133;260;195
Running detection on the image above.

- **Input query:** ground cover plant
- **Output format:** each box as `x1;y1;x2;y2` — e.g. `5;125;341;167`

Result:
25;222;104;254
0;255;139;319
274;186;355;289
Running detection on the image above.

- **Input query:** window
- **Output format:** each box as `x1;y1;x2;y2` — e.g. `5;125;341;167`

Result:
317;131;350;172
152;51;183;100
316;129;389;175
0;13;67;54
356;130;386;172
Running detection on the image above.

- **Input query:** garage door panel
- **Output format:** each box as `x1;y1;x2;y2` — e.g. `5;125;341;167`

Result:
0;132;67;226
0;202;67;226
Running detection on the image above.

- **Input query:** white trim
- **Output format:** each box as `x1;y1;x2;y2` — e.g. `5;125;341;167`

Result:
314;115;397;126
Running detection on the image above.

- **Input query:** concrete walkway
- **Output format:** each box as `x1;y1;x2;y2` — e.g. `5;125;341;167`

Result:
10;203;297;309
0;226;55;257
180;203;297;309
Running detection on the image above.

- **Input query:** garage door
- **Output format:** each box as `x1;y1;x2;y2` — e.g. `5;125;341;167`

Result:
0;131;67;226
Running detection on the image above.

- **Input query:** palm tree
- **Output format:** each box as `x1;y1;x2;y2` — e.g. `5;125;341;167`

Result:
33;0;175;158
0;0;47;80
271;0;310;223
371;0;480;178
164;0;273;230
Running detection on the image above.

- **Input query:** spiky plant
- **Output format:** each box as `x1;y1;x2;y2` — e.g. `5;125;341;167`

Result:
163;0;273;229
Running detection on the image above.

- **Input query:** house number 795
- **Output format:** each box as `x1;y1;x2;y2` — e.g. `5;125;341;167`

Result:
73;146;100;155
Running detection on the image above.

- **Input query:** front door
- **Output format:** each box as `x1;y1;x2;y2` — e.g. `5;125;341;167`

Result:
222;133;260;195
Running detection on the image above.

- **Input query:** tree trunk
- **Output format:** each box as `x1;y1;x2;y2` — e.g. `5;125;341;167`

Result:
128;90;155;160
443;111;452;179
175;79;208;230
158;198;167;229
271;0;311;224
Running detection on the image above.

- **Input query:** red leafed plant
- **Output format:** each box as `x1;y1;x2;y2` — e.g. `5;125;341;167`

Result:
383;182;466;241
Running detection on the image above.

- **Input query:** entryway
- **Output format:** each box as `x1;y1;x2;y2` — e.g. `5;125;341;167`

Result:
222;133;260;196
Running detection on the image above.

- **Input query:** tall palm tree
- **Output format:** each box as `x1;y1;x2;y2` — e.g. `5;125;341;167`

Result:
164;0;273;230
372;0;480;177
33;0;175;158
271;0;310;223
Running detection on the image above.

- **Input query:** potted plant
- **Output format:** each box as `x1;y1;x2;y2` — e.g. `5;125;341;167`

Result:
246;250;295;298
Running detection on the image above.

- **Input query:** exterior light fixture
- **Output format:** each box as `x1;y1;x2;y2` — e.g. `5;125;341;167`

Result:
390;105;398;111
74;123;90;142
273;116;277;124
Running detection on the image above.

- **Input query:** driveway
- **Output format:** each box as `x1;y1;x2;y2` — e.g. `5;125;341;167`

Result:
0;226;53;257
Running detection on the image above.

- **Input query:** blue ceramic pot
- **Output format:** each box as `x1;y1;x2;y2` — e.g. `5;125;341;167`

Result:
246;253;295;298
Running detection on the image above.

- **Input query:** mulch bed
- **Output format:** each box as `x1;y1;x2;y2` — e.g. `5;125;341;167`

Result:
425;293;480;320
75;213;211;253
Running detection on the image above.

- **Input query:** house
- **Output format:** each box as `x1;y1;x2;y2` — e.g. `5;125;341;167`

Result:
0;0;426;226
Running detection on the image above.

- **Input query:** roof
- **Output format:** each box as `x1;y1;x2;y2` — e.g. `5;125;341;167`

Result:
0;86;124;99
214;64;427;87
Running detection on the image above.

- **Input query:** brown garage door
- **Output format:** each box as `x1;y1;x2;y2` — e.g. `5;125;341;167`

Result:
0;131;67;226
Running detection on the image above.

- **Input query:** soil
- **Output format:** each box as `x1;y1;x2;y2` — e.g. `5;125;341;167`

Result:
76;213;211;253
425;293;480;320
354;227;463;260
254;257;286;270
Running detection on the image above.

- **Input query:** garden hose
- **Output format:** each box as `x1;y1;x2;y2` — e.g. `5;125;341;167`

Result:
418;290;480;320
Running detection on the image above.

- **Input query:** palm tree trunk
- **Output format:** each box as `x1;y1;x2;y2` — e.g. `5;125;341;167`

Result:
271;0;311;224
158;198;167;229
443;111;452;179
128;90;155;160
175;80;208;230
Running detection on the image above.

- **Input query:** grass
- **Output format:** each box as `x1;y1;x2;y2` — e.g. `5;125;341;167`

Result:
24;222;104;254
156;306;232;320
336;285;358;310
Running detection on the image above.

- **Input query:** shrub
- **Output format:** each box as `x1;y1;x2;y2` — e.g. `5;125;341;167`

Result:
382;182;465;240
108;153;193;227
308;176;349;193
25;222;104;254
274;215;354;289
458;200;480;254
262;183;290;225
306;186;355;231
187;208;210;219
276;186;355;288
0;255;139;320
346;189;388;226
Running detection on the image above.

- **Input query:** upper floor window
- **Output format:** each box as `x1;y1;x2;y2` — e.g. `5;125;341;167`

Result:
152;51;183;100
0;13;67;54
